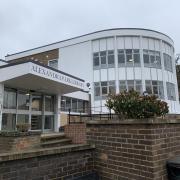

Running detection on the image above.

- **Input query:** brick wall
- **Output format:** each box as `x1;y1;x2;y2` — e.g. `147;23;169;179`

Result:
0;132;41;153
65;123;86;144
0;144;94;180
86;119;180;180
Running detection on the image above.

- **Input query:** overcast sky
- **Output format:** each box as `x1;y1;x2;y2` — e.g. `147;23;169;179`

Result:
0;0;179;59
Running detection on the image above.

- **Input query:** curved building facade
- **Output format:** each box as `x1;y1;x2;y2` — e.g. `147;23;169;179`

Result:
5;28;180;114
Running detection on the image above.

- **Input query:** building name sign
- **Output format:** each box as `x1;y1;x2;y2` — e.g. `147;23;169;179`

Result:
31;64;84;88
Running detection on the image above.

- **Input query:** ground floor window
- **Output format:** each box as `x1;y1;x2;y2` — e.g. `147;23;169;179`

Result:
1;113;16;131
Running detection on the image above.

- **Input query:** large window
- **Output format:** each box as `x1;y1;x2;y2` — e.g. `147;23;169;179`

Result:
143;50;161;68
94;81;116;99
119;80;142;93
1;114;16;130
31;94;42;111
61;96;88;113
164;53;173;72
118;49;140;67
3;88;17;109
93;50;115;69
145;80;164;99
45;95;54;112
17;91;30;110
16;114;29;124
166;82;176;101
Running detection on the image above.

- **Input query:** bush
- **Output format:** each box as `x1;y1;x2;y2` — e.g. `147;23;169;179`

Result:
16;123;30;132
105;90;169;119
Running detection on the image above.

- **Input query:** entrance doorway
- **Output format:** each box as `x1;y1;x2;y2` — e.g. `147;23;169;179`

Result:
2;88;55;132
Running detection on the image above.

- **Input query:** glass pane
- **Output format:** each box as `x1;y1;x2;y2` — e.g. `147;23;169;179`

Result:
126;49;132;54
44;116;54;130
118;54;125;64
109;86;116;94
134;49;139;53
93;52;99;57
95;87;100;96
18;92;30;110
143;54;149;64
100;51;106;56
118;49;124;54
66;97;71;111
93;57;99;67
108;55;114;65
3;88;17;109
101;56;106;65
45;96;54;112
78;100;83;112
31;95;42;111
31;115;42;130
2;114;16;131
134;54;140;63
101;81;107;86
17;114;29;124
153;86;158;95
72;98;77;112
102;87;108;95
61;97;66;111
146;86;152;94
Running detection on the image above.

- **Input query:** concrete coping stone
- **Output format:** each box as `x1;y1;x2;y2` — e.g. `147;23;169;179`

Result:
86;118;180;125
0;131;41;137
0;144;95;162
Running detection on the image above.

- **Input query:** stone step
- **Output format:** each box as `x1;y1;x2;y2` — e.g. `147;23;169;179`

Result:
41;138;72;148
41;133;66;142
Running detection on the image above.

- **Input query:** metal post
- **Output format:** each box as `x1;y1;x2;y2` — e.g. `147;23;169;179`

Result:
80;111;82;123
68;108;71;124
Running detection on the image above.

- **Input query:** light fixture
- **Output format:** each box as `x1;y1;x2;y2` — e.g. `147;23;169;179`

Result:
129;59;134;62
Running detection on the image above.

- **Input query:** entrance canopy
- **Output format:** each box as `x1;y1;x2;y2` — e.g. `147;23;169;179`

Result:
0;61;85;94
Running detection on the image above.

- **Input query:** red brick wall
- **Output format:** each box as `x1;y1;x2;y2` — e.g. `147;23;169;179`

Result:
64;123;86;144
86;119;180;180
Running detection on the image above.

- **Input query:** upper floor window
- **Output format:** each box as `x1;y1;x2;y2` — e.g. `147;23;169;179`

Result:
143;50;161;69
48;59;58;69
145;80;164;99
118;49;140;67
164;53;173;72
119;80;142;93
166;82;176;101
94;80;116;99
93;50;115;69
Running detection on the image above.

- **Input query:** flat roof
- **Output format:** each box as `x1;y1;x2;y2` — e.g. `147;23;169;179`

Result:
6;28;173;57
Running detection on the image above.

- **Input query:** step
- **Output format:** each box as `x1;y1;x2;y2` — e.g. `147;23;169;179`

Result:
41;138;72;148
41;133;66;142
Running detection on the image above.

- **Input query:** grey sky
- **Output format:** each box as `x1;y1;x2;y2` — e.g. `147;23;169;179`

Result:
0;0;179;59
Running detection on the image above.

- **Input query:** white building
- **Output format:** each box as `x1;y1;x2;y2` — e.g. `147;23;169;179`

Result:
0;28;180;132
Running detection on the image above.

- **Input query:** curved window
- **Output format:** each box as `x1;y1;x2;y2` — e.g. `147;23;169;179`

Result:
118;49;140;67
143;50;161;69
166;82;176;101
119;80;142;93
164;53;173;72
145;80;164;99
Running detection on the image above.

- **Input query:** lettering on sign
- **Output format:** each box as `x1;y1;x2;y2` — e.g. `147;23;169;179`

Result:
31;65;84;88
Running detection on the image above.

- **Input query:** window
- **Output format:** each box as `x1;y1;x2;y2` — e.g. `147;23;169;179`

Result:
45;95;54;112
118;49;140;67
93;52;99;68
17;91;30;110
2;114;16;130
44;115;54;130
17;114;29;124
93;50;115;69
60;96;88;113
48;59;58;69
166;82;176;101
109;81;116;94
164;53;173;72
118;50;125;66
119;80;142;93
107;50;115;67
94;80;116;99
145;80;164;99
143;50;161;68
31;94;42;111
3;88;17;109
119;81;126;92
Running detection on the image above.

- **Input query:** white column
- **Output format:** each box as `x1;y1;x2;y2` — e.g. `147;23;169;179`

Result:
0;83;4;130
54;94;61;132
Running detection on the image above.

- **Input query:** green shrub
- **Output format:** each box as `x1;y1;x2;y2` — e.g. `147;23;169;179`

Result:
105;90;169;119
